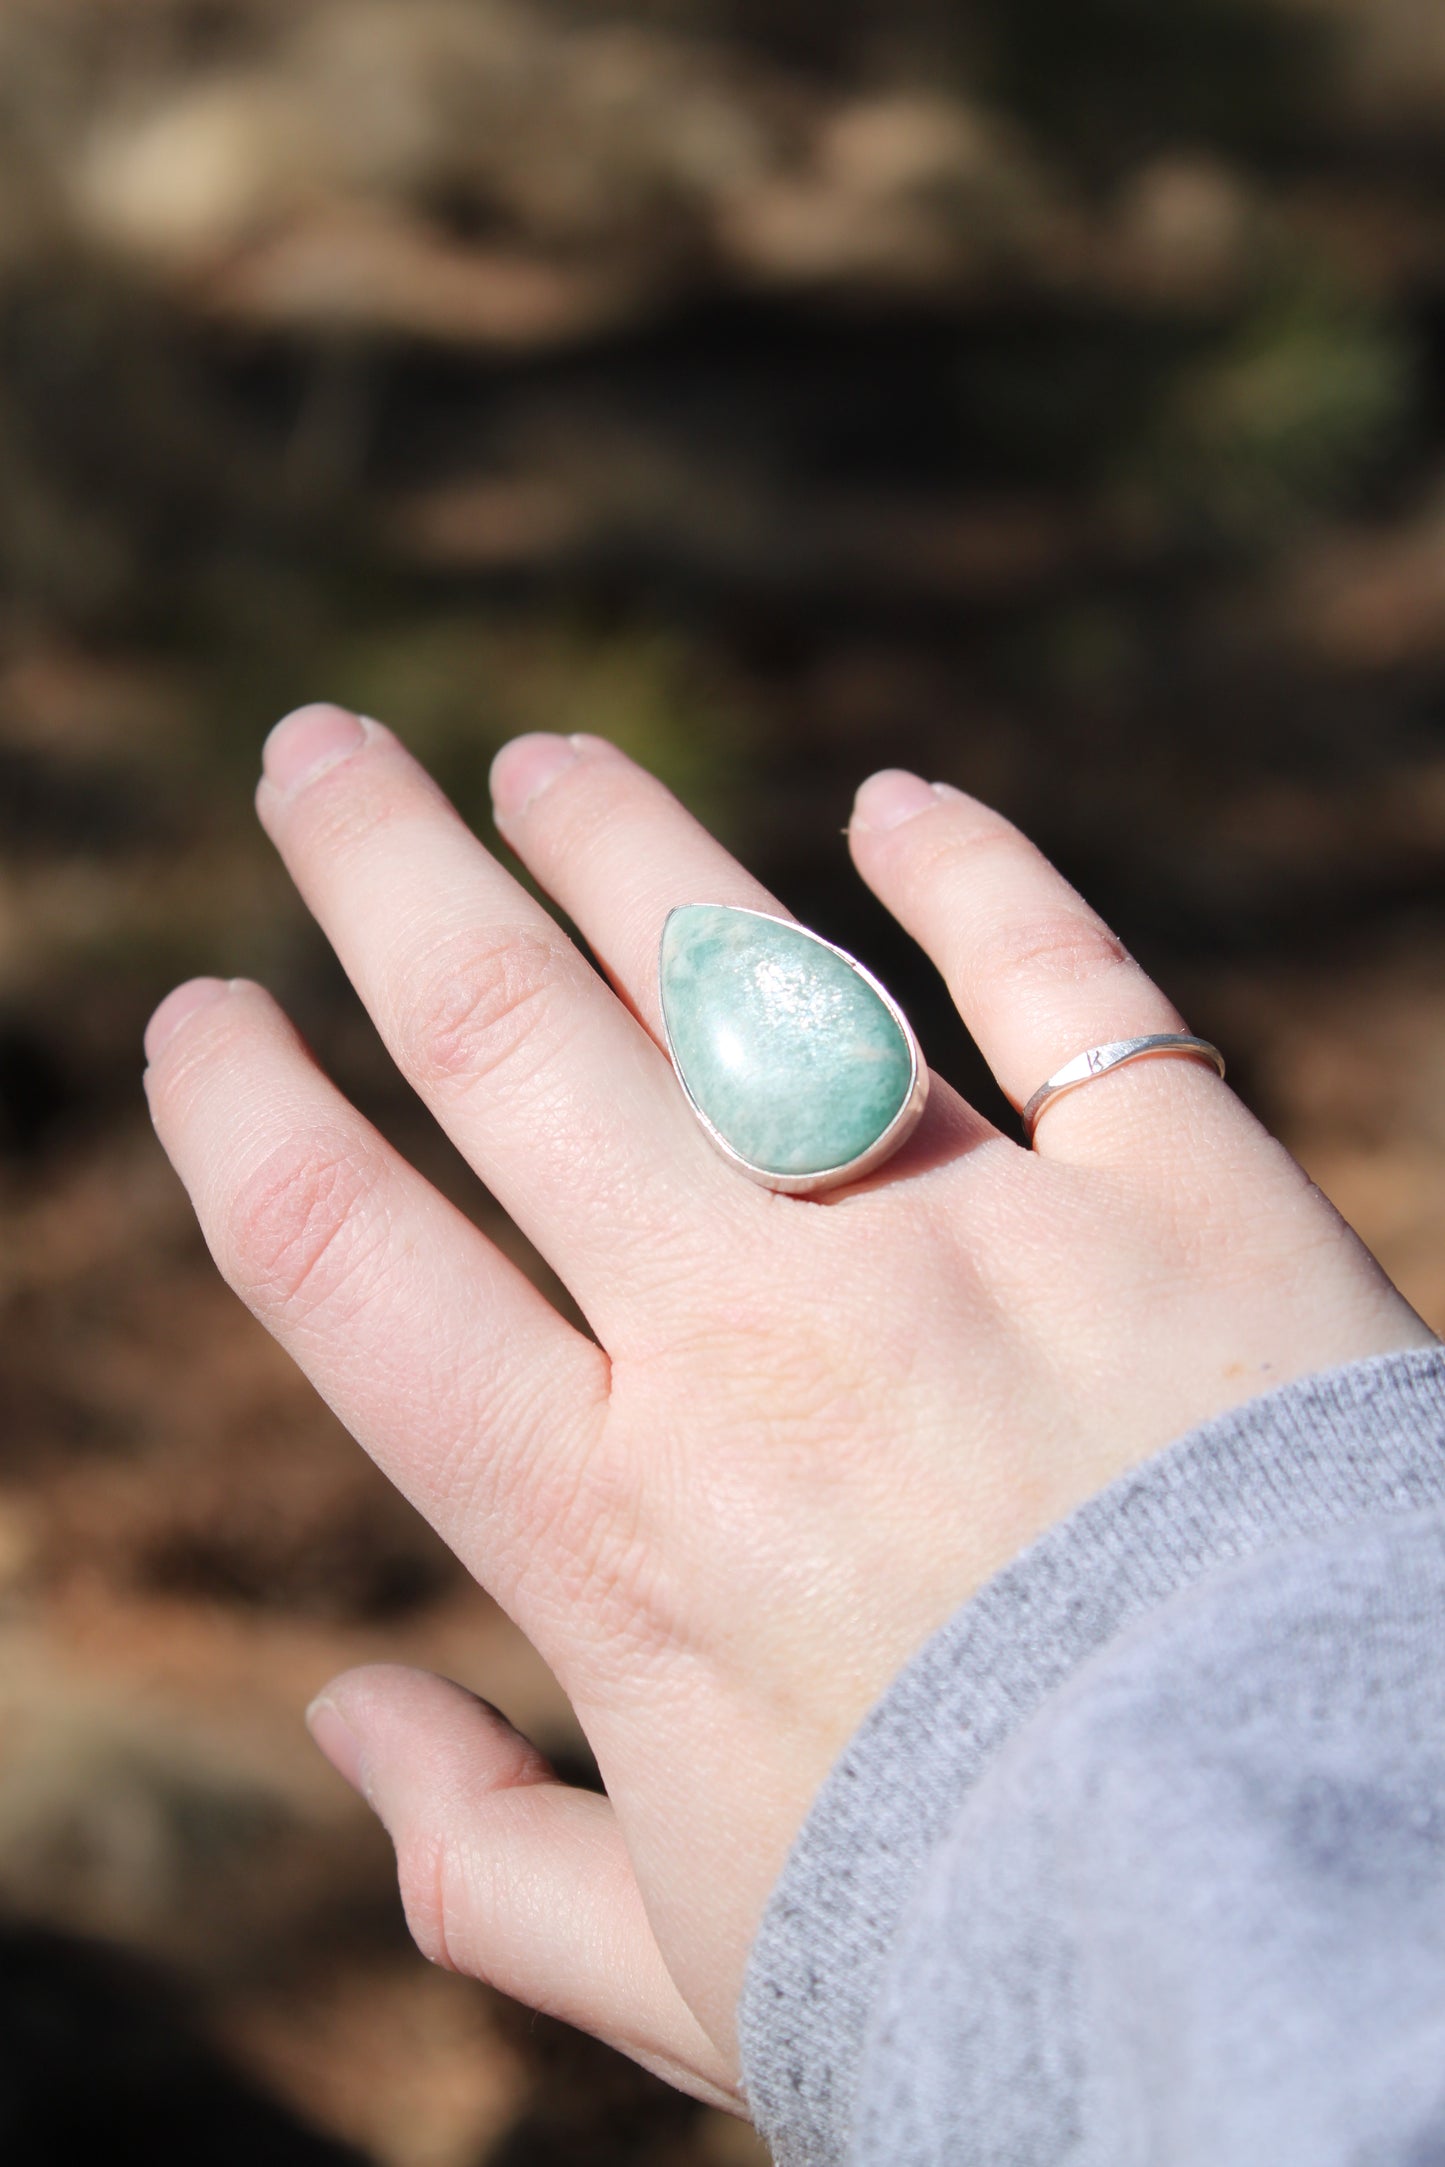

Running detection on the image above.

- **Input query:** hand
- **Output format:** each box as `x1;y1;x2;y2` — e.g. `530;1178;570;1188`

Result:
143;709;1432;2112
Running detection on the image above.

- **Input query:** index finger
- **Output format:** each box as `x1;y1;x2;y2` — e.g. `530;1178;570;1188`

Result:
255;706;752;1343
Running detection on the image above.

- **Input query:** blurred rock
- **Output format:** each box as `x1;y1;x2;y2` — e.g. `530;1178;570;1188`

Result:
1280;487;1445;668
207;207;640;348
73;74;323;271
230;1964;529;2167
1112;156;1256;301
0;1645;326;1969
1313;0;1445;134
721;92;1050;287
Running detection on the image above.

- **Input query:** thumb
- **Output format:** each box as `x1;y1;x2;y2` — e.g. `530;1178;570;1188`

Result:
305;1664;741;2112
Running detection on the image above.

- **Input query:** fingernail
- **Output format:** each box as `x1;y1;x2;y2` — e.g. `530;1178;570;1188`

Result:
305;1696;369;1800
143;978;229;1063
489;733;579;819
853;770;941;832
262;704;367;796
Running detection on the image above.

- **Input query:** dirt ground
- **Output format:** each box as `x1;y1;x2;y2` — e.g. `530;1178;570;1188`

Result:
1;1;1443;2159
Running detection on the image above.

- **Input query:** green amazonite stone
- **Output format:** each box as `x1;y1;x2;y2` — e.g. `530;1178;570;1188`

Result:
659;905;913;1176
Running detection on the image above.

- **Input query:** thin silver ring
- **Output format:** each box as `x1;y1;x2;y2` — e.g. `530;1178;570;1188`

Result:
1020;1033;1225;1145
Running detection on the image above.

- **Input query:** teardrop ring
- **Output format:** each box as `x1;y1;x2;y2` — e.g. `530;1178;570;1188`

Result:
658;904;928;1195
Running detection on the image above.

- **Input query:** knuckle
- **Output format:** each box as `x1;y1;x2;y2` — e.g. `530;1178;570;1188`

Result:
285;747;415;860
146;990;261;1126
395;1825;459;1973
531;757;624;853
907;819;1135;991
396;925;569;1092
981;907;1131;989
223;1129;381;1322
916;814;1020;883
541;755;666;874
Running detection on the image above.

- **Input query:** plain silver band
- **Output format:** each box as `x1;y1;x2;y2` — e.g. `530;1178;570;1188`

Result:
1020;1033;1226;1145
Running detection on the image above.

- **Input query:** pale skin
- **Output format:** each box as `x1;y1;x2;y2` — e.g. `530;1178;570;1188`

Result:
144;706;1435;2115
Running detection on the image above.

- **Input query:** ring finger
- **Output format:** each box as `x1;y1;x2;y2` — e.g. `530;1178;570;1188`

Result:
848;769;1242;1159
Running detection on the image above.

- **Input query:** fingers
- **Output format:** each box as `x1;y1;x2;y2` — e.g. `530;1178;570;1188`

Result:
254;707;744;1339
492;733;996;1179
489;734;786;1040
306;1665;740;2110
850;771;1237;1158
143;975;609;1618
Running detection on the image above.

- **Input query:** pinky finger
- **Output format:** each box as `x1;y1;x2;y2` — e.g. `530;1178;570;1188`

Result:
306;1665;742;2112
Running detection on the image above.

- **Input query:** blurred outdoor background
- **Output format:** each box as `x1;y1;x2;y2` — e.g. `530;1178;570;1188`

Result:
1;0;1444;2157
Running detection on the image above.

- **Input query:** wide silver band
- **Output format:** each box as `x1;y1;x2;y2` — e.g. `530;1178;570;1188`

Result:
1020;1032;1226;1145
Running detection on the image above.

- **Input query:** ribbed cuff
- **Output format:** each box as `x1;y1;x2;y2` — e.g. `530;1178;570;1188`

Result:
738;1346;1445;2167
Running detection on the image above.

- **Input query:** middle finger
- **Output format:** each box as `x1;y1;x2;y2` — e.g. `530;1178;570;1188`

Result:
256;705;746;1333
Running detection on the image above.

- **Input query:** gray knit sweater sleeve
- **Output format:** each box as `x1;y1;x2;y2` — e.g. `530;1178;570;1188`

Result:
738;1347;1445;2166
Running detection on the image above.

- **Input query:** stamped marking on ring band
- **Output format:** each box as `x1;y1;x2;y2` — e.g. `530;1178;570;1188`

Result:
1020;1033;1226;1146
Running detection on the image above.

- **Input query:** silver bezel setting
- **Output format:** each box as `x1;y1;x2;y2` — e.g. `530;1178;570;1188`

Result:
657;903;930;1197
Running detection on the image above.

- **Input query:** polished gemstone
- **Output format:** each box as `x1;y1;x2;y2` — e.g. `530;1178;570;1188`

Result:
659;905;916;1177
